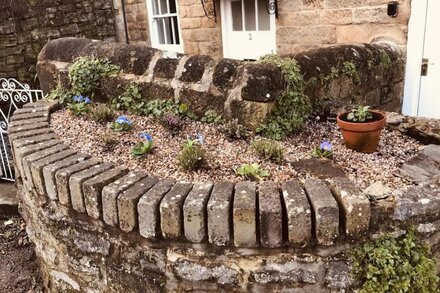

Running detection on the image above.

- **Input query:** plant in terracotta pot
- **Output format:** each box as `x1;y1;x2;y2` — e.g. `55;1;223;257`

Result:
337;106;386;153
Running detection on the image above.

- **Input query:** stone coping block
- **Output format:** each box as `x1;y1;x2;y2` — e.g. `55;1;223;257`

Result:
8;122;49;135
304;179;339;246
12;100;428;251
9;117;48;128
102;171;148;227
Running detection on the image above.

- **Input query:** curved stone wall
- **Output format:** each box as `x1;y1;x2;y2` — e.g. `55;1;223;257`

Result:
36;38;403;128
10;100;440;292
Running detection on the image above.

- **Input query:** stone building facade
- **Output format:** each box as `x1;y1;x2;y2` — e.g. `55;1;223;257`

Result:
115;0;411;59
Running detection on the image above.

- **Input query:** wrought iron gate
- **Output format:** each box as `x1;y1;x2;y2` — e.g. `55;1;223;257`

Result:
0;78;43;181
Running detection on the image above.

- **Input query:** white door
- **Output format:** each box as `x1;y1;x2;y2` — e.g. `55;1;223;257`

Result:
403;0;440;119
221;0;276;60
417;0;440;119
146;0;184;53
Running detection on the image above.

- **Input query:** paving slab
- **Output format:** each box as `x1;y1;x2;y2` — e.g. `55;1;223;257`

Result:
233;181;257;247
207;181;234;246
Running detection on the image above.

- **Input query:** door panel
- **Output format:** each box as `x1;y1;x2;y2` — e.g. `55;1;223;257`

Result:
418;0;440;119
222;0;276;60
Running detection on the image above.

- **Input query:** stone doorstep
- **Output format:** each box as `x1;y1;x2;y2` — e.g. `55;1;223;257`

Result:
22;144;70;189
282;181;312;247
183;182;213;243
259;182;283;248
138;179;176;239
101;171;148;227
9;117;48;128
304;178;339;246
160;182;193;239
233;181;257;248
8;121;49;135
14;139;61;180
83;167;129;220
118;176;159;233
69;163;114;213
207;181;234;246
31;149;78;196
56;159;101;206
327;177;371;238
42;153;91;201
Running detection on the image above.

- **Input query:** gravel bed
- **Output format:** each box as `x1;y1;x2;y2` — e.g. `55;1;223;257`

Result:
51;109;423;190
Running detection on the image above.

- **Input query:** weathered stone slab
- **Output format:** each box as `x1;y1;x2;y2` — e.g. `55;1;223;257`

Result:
207;181;234;246
13;106;50;115
102;171;148;227
233;181;257;247
22;144;69;187
183;182;213;243
282;181;312;247
9;117;47;128
43;153;90;200
14;139;61;179
118;176;159;232
304;178;339;245
422;144;440;164
69;163;114;213
30;149;77;195
83;167;128;220
11;132;57;149
8;122;49;135
328;178;371;238
259;182;283;248
10;111;49;122
23;100;58;110
56;159;101;206
138;179;176;239
160;182;193;239
9;127;53;142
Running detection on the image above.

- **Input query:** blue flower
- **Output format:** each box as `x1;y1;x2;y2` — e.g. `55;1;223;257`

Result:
139;132;153;142
83;97;92;104
73;95;84;103
196;133;205;144
320;141;333;151
115;115;132;125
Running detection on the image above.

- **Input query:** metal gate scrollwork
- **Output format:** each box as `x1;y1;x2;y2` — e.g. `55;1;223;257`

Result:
0;78;43;181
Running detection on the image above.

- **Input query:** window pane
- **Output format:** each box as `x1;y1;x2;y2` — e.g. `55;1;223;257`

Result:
258;0;270;30
244;0;256;31
159;0;168;14
164;17;173;44
231;1;243;31
152;0;159;15
155;19;165;44
169;0;177;13
172;16;180;44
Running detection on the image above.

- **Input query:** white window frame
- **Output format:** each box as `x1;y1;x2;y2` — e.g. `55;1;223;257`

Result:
145;0;184;53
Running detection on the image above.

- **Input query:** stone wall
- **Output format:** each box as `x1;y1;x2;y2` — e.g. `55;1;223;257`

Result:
113;0;150;45
9;100;440;292
36;38;404;127
0;0;116;87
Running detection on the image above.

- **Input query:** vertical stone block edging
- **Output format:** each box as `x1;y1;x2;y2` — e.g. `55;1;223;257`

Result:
233;182;258;247
258;182;283;248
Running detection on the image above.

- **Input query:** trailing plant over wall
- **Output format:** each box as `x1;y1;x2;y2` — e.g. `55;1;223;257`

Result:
258;55;311;140
351;229;439;293
69;56;120;98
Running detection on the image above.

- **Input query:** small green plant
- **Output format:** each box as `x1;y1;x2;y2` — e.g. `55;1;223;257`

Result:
109;115;133;132
236;163;269;181
143;99;194;118
67;95;92;116
201;110;223;124
178;135;208;171
99;133;118;151
251;139;285;163
223;119;248;140
367;59;375;70
379;49;392;70
347;105;373;122
258;54;311;140
342;61;360;83
46;84;73;106
112;82;144;114
352;228;439;293
88;104;116;123
132;132;154;158
69;56;120;97
311;141;333;159
160;113;184;134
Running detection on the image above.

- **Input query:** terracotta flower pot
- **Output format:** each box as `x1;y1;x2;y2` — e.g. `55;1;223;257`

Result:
336;110;387;153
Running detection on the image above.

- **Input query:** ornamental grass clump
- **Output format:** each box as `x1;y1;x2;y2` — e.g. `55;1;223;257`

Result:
67;95;92;116
223;119;248;140
311;141;333;159
132;132;154;158
88;104;116;124
178;134;208;171
236;163;269;181
99;132;118;151
251;139;285;163
109;115;133;132
351;228;439;293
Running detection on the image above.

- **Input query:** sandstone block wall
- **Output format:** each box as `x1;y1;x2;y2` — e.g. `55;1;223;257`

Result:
9;100;440;292
0;0;116;87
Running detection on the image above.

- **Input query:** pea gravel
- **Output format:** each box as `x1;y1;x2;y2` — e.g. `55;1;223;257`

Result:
50;109;423;190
